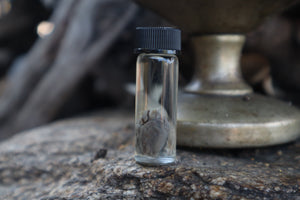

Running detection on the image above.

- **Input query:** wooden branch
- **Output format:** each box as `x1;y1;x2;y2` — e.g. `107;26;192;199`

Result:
0;0;138;137
0;0;78;124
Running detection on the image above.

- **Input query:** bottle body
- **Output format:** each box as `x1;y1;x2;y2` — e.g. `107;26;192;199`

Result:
135;52;178;165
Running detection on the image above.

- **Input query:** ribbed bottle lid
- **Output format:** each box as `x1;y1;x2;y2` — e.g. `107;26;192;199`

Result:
134;27;181;53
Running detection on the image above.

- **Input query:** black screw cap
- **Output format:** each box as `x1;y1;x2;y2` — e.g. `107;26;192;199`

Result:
134;27;181;53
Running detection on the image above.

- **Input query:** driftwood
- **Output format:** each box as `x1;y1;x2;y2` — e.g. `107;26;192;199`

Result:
0;111;299;199
0;0;49;75
0;0;138;139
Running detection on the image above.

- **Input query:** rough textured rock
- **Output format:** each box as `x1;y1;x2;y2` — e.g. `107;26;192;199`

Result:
0;110;299;199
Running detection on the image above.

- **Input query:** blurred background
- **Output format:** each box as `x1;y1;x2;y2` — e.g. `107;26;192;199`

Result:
0;0;299;140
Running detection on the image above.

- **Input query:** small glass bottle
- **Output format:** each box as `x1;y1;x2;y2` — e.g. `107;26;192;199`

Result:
134;27;181;165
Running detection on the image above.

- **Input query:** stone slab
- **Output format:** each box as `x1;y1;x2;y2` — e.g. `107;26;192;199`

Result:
0;110;299;199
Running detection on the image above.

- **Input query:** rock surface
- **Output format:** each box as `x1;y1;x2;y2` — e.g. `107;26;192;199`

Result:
0;110;299;199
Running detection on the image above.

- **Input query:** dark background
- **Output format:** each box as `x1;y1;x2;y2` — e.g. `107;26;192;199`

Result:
0;0;299;139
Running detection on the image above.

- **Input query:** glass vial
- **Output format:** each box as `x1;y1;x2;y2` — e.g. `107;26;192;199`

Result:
134;27;181;165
